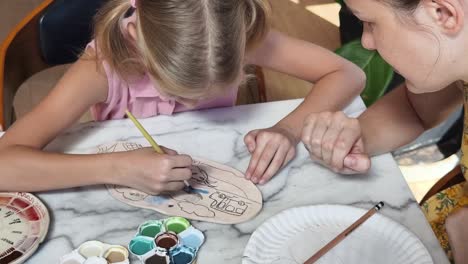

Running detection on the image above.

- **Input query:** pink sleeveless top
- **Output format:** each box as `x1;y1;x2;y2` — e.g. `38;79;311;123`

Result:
88;13;238;121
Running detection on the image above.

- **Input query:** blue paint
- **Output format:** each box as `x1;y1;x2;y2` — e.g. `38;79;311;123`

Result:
187;187;209;194
146;195;169;205
170;245;196;264
179;227;204;249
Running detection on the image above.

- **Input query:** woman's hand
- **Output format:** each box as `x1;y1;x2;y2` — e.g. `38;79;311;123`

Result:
301;111;370;174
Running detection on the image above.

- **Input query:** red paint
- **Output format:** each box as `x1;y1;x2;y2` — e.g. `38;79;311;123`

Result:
21;207;40;221
12;198;30;209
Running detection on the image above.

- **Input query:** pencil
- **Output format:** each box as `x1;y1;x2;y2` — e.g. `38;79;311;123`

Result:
125;110;192;189
304;202;385;264
125;110;165;154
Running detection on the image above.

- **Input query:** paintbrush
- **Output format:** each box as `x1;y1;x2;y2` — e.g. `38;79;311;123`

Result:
125;110;192;190
304;201;385;264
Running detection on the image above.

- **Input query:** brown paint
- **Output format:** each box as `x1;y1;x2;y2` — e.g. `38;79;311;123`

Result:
145;254;168;264
155;233;178;250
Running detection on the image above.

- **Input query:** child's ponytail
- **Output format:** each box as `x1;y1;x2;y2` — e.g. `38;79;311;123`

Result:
93;0;141;78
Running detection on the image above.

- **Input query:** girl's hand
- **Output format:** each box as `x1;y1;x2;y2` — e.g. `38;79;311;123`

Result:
244;125;297;184
112;146;193;194
301;111;370;174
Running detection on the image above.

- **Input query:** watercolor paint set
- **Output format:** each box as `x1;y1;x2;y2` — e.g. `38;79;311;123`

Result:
129;217;204;264
0;192;49;264
60;241;129;264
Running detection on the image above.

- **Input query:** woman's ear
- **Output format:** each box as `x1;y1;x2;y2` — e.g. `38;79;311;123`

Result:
423;0;464;35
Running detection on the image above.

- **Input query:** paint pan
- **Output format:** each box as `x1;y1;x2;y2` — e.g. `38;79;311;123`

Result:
59;251;86;264
129;236;156;256
61;241;130;264
155;232;179;251
82;256;107;264
165;217;190;234
178;226;205;250
144;253;170;264
104;246;129;263
139;220;165;238
78;241;105;258
0;192;49;264
170;245;196;264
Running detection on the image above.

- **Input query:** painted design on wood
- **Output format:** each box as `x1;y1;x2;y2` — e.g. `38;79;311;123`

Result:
98;142;262;224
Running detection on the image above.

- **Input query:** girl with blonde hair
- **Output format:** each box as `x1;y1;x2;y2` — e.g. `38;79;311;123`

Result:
0;0;364;194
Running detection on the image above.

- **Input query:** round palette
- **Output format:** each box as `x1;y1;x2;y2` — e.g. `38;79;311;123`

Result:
0;192;49;264
243;205;433;264
129;217;204;264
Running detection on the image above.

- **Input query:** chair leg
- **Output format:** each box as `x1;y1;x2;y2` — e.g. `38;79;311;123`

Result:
419;166;465;205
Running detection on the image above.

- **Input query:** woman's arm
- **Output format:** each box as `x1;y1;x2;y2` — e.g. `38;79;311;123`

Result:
301;82;463;173
360;82;463;156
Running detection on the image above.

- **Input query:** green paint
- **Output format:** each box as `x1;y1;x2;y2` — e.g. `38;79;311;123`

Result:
140;220;164;237
129;236;155;256
165;217;190;234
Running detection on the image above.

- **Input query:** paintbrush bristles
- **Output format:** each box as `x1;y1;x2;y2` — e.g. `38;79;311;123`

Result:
125;110;165;154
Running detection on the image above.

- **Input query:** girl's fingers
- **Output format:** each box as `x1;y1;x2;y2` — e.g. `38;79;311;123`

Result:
170;154;193;168
259;143;290;185
245;136;268;180
244;130;260;153
284;147;295;166
169;168;192;182
161;146;178;155
161;181;187;192
251;141;278;183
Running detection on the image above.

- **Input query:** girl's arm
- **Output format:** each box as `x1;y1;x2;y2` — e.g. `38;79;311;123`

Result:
248;30;365;135
0;53;192;192
244;29;365;183
0;55;112;191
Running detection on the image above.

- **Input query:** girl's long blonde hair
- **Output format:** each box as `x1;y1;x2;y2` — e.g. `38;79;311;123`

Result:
93;0;271;99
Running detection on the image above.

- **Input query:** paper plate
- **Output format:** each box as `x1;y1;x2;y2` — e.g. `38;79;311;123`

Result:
0;192;49;264
243;205;433;264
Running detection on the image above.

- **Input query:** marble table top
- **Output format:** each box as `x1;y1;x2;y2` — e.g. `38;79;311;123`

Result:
10;98;447;263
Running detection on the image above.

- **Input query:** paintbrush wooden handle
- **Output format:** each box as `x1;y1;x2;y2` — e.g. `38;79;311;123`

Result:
304;202;384;264
125;110;165;154
125;110;191;188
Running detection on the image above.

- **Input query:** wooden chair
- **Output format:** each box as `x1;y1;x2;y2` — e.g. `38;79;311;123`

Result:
419;165;466;205
0;0;267;130
0;0;54;130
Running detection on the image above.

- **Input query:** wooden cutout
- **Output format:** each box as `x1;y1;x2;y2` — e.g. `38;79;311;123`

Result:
96;142;263;224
